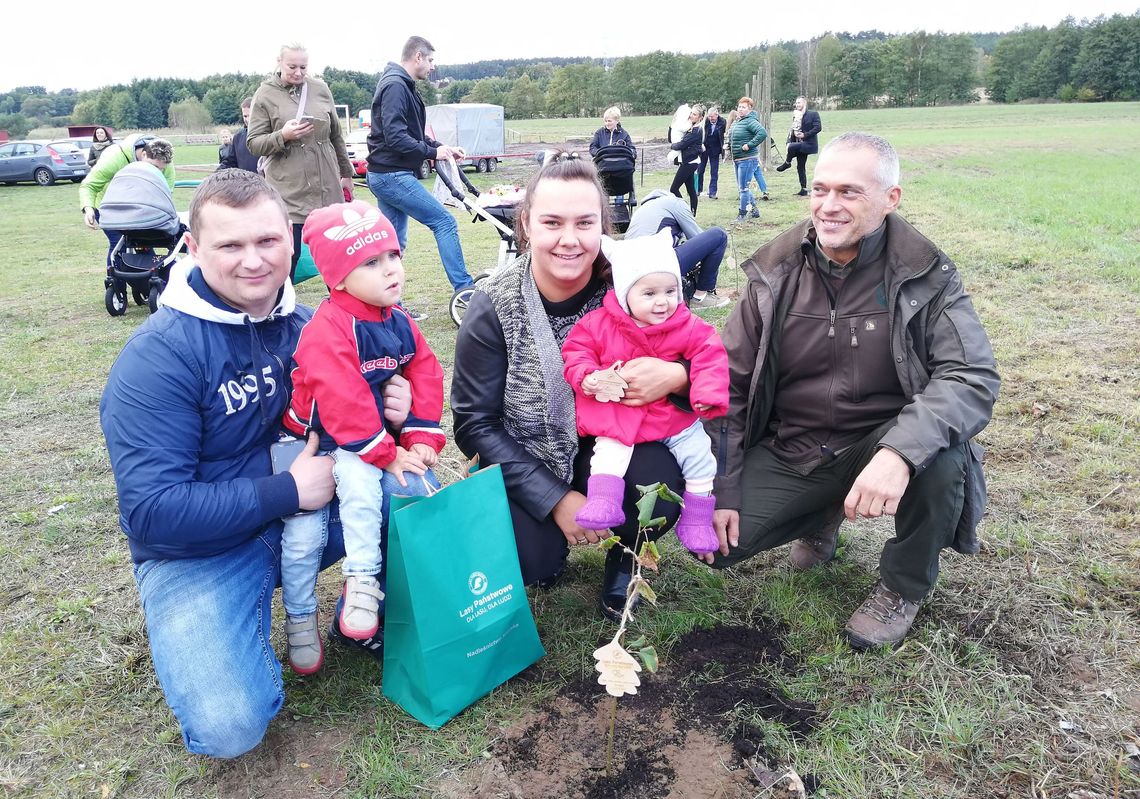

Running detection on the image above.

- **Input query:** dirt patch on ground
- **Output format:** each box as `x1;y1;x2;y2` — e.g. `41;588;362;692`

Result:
434;618;820;798
206;720;355;799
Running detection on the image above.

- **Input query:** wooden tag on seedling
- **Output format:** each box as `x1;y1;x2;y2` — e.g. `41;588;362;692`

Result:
593;641;642;697
590;361;628;403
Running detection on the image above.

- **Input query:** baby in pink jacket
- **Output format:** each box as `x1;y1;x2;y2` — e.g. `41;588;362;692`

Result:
562;230;729;554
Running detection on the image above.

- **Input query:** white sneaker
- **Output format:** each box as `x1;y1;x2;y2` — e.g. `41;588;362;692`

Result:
690;293;731;310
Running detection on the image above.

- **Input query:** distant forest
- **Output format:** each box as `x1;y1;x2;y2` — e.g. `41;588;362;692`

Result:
1;14;1135;137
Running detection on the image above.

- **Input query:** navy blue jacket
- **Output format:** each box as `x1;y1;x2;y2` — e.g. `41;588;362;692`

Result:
100;266;312;563
366;62;442;174
670;126;703;164
703;116;726;155
220;127;259;172
589;125;635;158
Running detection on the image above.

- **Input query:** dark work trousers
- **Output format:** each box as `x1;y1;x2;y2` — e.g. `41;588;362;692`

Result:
290;223;303;281
507;439;684;586
697;151;721;197
785;142;813;190
670;162;700;215
712;422;967;602
675;227;727;293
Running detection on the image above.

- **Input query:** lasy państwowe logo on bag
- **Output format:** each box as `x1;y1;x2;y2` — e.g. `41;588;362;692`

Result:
459;570;515;624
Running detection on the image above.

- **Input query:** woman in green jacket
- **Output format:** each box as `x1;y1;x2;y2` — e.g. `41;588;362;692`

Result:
79;134;175;267
247;43;355;278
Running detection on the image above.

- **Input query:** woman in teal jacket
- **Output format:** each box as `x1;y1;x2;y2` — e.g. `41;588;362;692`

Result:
728;97;768;221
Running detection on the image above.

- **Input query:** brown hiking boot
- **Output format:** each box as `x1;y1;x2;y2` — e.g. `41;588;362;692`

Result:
845;582;920;649
788;508;843;570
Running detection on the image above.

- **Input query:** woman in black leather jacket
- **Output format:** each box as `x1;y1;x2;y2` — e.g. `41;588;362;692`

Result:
450;154;686;621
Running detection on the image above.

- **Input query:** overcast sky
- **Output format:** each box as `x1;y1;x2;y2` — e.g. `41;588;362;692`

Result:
5;1;1137;93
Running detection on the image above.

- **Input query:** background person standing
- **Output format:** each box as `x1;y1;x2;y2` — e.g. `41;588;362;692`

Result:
776;96;823;197
247;43;355;279
365;35;474;296
697;106;726;199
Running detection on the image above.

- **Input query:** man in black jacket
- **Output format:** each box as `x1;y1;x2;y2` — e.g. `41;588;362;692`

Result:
709;133;999;650
776;96;822;196
365;36;473;292
697;106;726;199
219;98;258;173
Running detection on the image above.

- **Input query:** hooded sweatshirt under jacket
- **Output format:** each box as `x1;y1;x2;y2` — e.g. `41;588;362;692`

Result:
100;263;311;563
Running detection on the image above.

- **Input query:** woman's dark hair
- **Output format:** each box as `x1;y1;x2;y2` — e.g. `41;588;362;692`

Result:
91;126;112;143
515;152;613;272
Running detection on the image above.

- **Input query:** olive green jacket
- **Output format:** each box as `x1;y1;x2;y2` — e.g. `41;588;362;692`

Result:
247;75;353;224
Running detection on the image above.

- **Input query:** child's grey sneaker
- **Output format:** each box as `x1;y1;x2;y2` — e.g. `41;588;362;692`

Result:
338;575;383;639
690;292;730;310
285;611;324;675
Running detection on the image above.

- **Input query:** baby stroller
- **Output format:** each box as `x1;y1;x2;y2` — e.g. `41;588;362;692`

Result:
433;159;519;326
592;144;637;234
99;162;188;316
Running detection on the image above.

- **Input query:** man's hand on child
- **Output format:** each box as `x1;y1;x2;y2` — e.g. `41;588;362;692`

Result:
384;446;427;487
408;443;438;467
289;432;335;510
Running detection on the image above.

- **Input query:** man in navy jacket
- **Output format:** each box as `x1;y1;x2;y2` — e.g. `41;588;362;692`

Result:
100;170;419;757
366;35;474;292
697;106;726;199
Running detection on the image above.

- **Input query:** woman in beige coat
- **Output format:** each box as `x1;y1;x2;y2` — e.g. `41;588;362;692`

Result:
248;43;355;277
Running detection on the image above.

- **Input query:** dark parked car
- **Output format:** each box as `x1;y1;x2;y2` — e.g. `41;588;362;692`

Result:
0;140;90;186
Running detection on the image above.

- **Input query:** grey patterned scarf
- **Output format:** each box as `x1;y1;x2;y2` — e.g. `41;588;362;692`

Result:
483;253;605;483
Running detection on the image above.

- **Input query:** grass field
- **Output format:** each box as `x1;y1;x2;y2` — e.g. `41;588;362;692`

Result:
1;102;1138;799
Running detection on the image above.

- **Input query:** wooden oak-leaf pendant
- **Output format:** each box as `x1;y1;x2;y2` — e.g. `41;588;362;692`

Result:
590;361;628;403
593;641;642;697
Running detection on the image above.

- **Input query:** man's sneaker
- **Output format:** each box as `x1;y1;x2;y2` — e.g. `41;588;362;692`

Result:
690;292;730;311
285;611;324;675
775;162;791;172
789;507;843;570
845;582;920;650
761;192;770;202
328;598;384;663
734;212;747;223
339;575;383;639
750;209;760;219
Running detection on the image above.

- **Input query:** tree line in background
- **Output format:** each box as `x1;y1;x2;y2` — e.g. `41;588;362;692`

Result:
0;14;1135;138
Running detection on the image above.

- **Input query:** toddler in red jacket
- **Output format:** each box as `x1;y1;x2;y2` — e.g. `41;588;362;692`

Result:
562;229;729;554
279;201;445;675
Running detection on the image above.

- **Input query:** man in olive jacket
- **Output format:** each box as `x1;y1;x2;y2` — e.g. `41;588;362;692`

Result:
704;133;999;649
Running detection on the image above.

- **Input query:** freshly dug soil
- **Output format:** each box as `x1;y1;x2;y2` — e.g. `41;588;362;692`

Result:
434;618;820;798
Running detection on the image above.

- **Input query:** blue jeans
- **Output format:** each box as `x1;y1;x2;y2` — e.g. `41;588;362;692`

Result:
281;455;439;616
734;158;766;213
135;468;437;757
675;227;727;292
366;170;474;290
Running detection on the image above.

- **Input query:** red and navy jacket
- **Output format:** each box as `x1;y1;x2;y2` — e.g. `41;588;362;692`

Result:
283;290;445;467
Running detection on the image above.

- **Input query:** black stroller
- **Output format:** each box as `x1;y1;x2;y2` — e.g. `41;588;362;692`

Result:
592;144;638;234
99;162;188;316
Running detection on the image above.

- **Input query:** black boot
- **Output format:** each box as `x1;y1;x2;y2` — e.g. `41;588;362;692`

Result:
775;161;791;172
600;545;640;622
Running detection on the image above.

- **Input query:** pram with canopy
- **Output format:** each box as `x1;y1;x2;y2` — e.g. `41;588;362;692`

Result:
99;162;188;316
592;144;637;234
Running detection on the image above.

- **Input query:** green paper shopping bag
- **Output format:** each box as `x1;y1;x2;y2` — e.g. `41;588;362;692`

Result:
382;465;545;728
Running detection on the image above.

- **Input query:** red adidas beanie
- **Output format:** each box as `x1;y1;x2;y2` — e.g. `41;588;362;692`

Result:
301;201;400;290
